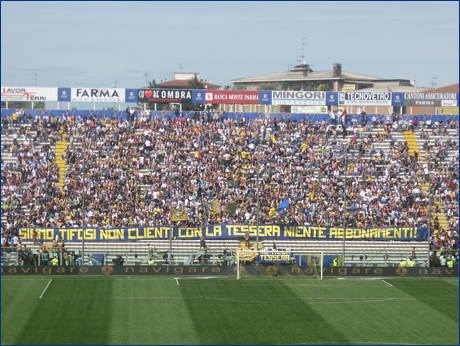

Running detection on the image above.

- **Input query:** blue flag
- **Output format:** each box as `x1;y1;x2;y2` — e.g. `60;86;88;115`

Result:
276;199;290;212
347;206;357;213
281;210;287;220
91;254;105;263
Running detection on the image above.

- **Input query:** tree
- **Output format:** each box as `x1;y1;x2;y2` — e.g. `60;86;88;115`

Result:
281;82;290;90
258;84;276;91
317;83;327;91
186;74;205;90
1;101;46;109
147;79;158;89
180;74;205;111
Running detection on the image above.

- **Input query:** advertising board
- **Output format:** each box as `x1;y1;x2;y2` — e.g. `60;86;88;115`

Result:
338;92;392;106
204;90;260;104
404;92;458;106
1;87;58;102
70;88;126;102
1;265;457;278
272;91;326;105
138;89;192;103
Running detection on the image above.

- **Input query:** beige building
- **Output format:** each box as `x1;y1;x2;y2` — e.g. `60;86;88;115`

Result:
228;63;430;114
157;72;221;90
410;83;459;115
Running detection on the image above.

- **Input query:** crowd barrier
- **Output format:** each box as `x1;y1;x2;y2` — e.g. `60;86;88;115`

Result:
1;108;459;124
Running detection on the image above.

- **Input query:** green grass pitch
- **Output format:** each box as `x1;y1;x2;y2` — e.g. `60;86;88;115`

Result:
1;275;458;345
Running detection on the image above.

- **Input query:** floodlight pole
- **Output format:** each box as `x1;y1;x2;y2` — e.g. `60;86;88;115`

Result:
82;138;85;265
427;177;431;267
256;152;260;251
169;137;173;266
342;152;347;266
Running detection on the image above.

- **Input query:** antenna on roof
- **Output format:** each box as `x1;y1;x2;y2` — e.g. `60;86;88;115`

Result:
179;63;183;72
298;37;307;64
430;76;437;88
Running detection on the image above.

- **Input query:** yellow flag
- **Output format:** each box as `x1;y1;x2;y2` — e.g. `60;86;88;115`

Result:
224;201;237;215
171;207;187;221
204;199;221;215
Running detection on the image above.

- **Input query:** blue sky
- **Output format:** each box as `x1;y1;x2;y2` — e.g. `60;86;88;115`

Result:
1;1;458;109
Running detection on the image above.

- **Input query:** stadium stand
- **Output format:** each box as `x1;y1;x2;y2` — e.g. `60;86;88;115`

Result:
1;111;458;266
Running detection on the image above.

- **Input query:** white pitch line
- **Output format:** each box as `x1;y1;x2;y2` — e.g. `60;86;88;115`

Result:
39;279;52;299
382;280;393;287
175;278;180;286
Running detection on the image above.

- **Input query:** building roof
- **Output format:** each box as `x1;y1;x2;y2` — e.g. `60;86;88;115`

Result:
157;79;221;89
424;83;459;93
354;85;428;93
230;69;385;83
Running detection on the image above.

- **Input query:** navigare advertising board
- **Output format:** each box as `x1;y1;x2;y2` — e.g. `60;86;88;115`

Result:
2;265;456;278
1;87;58;102
272;91;326;105
138;89;192;103
338;92;392;106
403;92;458;106
70;88;126;102
205;90;260;104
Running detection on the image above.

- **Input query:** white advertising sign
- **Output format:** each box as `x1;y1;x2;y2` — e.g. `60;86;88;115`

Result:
441;100;457;107
1;87;58;102
71;88;126;102
291;106;328;114
338;92;392;106
272;91;326;105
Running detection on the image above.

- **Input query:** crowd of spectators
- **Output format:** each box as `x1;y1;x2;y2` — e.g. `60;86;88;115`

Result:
1;111;458;251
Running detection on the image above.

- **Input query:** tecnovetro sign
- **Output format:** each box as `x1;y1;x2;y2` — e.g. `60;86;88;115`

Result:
403;92;458;107
272;91;326;105
339;92;392;106
1;87;58;102
70;88;126;102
